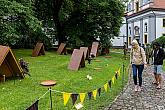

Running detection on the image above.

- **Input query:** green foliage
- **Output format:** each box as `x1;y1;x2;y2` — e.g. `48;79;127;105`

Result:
152;36;165;48
0;0;51;48
34;0;125;48
65;0;125;48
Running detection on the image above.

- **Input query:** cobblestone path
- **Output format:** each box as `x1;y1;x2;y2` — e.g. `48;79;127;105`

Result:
104;66;165;110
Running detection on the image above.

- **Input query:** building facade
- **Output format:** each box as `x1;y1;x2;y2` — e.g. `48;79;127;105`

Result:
113;0;165;48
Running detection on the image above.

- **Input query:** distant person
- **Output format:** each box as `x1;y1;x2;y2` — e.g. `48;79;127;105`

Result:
151;42;164;89
130;39;147;92
141;44;146;51
145;44;152;64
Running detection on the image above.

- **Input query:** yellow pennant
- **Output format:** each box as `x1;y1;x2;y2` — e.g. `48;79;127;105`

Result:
118;68;121;76
79;93;86;103
104;83;108;92
63;92;71;106
92;90;97;100
112;76;115;84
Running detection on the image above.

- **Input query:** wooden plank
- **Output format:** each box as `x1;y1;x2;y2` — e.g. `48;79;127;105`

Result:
57;43;66;55
90;42;99;57
8;50;24;78
0;60;12;77
68;49;85;71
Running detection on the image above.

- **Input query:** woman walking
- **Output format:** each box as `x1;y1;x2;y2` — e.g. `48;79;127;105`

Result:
130;39;147;92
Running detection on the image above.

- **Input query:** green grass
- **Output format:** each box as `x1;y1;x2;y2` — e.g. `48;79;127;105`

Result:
0;49;129;110
110;48;123;53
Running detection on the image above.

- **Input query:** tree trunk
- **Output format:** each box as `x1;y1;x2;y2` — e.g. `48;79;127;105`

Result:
52;0;65;45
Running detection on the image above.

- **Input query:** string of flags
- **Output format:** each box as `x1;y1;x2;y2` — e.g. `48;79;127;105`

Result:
26;68;121;109
61;67;121;106
63;67;121;106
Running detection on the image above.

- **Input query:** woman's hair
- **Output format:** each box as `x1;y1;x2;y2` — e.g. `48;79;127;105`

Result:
132;39;139;45
153;42;160;47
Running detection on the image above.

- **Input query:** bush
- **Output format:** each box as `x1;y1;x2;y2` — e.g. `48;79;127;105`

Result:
152;36;165;48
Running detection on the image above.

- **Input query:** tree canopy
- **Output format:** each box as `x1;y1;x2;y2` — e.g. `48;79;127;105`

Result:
0;0;40;46
0;0;125;48
34;0;125;48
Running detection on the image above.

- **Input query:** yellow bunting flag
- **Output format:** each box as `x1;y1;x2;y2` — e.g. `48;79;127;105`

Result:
79;93;86;104
112;76;115;84
104;83;108;92
63;92;71;106
118;68;121;76
92;90;97;100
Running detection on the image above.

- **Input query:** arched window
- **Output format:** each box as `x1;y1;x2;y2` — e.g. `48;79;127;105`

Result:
144;23;147;33
134;26;139;35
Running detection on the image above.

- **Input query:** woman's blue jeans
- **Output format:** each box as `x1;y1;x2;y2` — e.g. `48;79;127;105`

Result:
132;64;144;87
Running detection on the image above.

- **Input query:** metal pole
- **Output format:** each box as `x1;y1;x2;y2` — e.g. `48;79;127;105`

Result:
49;87;53;110
122;62;125;94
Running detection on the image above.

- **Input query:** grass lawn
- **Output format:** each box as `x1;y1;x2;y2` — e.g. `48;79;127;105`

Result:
0;49;129;110
110;49;124;53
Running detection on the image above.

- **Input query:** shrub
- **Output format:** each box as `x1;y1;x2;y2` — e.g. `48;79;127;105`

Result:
152;36;165;48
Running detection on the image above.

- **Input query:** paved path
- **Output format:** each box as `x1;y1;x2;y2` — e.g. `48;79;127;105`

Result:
104;66;165;110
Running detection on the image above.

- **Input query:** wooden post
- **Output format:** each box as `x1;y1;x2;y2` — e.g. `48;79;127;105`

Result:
3;75;5;82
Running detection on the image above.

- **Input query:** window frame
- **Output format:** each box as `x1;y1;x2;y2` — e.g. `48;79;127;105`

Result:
144;34;148;44
163;18;165;27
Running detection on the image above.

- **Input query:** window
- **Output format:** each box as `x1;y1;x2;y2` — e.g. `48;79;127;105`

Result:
163;19;165;27
136;2;139;12
129;37;132;45
143;0;148;4
144;34;148;44
134;26;140;35
144;23;147;32
128;3;132;11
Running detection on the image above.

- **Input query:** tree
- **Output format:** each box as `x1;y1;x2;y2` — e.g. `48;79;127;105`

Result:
0;0;46;47
34;0;125;48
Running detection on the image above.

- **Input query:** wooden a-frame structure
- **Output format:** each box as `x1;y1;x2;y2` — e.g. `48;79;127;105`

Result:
32;42;45;57
0;45;24;80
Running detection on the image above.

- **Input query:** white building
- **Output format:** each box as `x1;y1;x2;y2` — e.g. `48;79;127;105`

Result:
112;17;127;48
113;0;165;48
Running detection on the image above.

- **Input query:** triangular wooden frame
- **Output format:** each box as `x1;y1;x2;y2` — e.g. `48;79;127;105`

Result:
68;49;85;71
0;45;24;80
90;42;99;57
57;43;67;55
32;42;45;57
80;47;89;60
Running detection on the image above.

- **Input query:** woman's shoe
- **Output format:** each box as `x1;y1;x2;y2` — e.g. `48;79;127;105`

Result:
138;86;142;92
152;81;157;85
156;85;161;89
134;85;138;92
